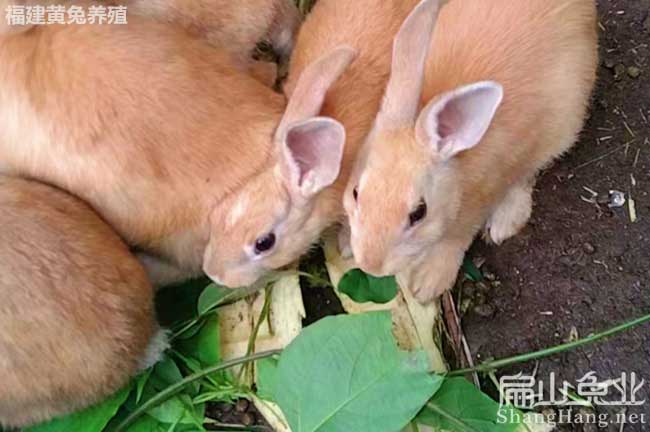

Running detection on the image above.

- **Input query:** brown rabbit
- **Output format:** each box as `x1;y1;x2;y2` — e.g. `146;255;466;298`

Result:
201;0;430;285
344;0;598;302
0;0;301;64
0;17;354;288
0;176;165;428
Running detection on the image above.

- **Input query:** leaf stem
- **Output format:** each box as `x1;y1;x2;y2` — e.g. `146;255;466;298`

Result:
425;402;480;432
448;313;650;377
114;350;282;432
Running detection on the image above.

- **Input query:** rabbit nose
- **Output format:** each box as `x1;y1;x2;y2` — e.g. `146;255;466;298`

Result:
356;251;388;277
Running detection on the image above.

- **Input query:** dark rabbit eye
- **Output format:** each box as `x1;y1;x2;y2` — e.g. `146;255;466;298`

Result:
408;199;427;227
353;187;359;202
254;232;276;254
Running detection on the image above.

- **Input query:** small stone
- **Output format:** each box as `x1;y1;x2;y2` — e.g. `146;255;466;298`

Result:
608;190;626;208
484;271;497;282
644;15;650;31
583;242;596;255
235;399;249;413
474;291;487;305
603;58;616;69
614;63;626;80
241;412;256;426
473;303;496;318
461;280;476;297
476;281;491;293
627;66;641;78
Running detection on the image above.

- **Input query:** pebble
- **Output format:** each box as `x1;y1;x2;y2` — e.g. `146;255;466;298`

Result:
644;16;650;31
235;399;249;413
583;242;596;255
462;280;476;297
627;66;641;78
603;58;616;69
241;412;256;426
473;303;496;318
614;63;626;80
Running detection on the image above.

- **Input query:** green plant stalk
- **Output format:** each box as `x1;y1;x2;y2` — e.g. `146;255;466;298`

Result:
296;270;334;288
238;286;274;383
425;402;480;432
448;313;650;377
114;350;282;432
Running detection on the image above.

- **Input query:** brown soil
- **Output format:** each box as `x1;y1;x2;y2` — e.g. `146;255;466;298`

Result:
461;1;650;430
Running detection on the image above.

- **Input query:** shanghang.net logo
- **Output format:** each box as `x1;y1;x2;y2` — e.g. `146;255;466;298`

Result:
495;371;647;427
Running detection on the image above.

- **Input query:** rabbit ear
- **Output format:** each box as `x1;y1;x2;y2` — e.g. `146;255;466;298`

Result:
275;45;357;140
416;81;503;160
279;117;346;198
376;0;444;129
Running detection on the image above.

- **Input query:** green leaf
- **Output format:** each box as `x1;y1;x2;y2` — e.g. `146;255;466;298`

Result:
462;258;483;282
197;284;232;316
120;415;162;432
135;369;154;405
176;315;221;368
152;356;184;387
256;357;279;401
24;385;132;432
271;312;442;432
416;377;520;432
146;395;204;425
338;269;398;304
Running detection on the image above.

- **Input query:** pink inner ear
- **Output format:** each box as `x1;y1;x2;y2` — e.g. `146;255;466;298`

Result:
284;119;344;195
287;128;321;186
437;102;463;138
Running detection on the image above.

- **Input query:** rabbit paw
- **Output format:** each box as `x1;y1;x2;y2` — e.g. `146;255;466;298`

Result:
403;254;461;304
485;182;533;245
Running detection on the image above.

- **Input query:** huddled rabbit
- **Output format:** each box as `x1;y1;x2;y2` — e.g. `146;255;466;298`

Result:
0;177;165;428
344;0;598;302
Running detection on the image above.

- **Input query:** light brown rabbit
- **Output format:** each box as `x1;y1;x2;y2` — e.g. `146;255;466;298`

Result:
1;0;301;65
344;0;598;302
0;176;165;428
202;0;427;285
0;17;354;288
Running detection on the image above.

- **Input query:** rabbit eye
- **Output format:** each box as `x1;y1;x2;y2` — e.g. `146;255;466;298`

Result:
408;199;427;227
353;186;359;202
254;232;276;255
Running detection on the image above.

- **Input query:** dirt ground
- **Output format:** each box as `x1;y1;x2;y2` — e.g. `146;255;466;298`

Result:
461;0;650;430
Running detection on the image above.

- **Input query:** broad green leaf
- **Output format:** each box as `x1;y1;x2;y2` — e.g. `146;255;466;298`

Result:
272;312;442;432
416;377;520;432
152;356;184;387
120;414;163;432
146;395;204;426
197;284;231;316
461;258;483;282
25;385;131;432
176;315;221;368
256;357;279;401
175;315;224;387
338;269;398;304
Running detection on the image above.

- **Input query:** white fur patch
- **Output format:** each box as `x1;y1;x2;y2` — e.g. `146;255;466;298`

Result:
226;193;250;228
138;328;170;370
